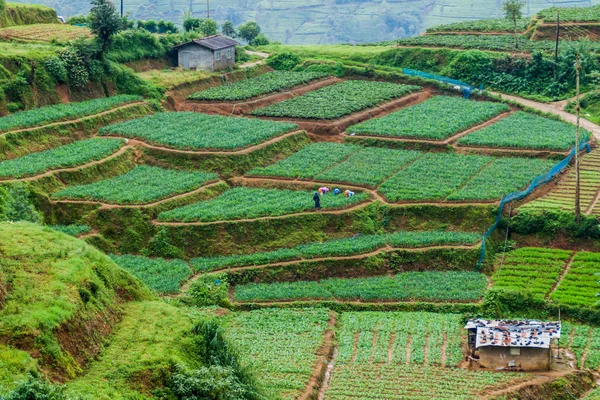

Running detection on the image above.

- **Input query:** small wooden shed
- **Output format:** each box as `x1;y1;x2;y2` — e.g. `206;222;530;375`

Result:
175;35;239;71
465;319;561;371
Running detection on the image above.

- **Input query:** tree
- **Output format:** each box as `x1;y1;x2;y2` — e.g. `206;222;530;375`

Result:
89;0;121;54
182;10;201;32
251;33;269;46
221;20;236;37
238;21;261;44
503;0;524;49
199;18;217;36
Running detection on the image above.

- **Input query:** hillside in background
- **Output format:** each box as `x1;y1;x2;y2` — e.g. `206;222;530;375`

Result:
7;0;600;44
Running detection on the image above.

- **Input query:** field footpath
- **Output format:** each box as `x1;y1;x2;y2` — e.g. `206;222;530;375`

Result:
239;50;269;69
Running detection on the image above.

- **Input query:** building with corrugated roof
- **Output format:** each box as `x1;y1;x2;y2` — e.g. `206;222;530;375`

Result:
175;35;239;71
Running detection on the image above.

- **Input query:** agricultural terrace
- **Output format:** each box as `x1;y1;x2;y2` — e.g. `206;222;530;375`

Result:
538;5;600;22
234;271;488;303
560;322;600;370
251;81;421;120
157;187;368;223
521;149;600;214
0;24;91;43
550;252;600;308
110;255;193;295
457;112;592;151
346;96;510;141
99;112;298;151
50;224;91;237
52;166;218;205
223;308;330;399
323;312;527;399
426;18;530;33
0;95;141;133
188;71;329;101
491;247;573;299
192;230;481;272
0;138;124;179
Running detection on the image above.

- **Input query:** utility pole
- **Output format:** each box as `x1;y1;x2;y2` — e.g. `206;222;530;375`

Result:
555;9;560;79
121;0;124;17
575;52;582;224
207;0;210;18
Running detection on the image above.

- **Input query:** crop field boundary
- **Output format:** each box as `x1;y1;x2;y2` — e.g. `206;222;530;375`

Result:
547;253;576;300
183;77;343;115
585;186;600;214
0;101;147;137
50;180;225;209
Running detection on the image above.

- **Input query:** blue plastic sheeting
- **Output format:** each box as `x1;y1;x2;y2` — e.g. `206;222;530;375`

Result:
402;68;475;91
477;140;592;270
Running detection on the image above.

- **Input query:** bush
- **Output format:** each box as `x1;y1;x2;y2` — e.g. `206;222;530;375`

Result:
0;183;43;223
251;33;269;46
183;275;230;308
4;374;65;400
45;57;68;83
142;227;182;258
266;52;301;71
508;210;600;239
59;47;89;88
299;60;345;77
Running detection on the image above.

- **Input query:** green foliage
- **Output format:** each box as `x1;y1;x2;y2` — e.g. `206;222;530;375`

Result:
235;271;487;302
299;60;345;78
0;94;140;133
4;375;65;400
221;21;236;37
252;81;421;120
189;71;327;101
49;224;91;237
0;183;42;223
137;19;178;34
44;56;68;83
251;33;269;46
458;112;592;150
89;0;121;52
198;19;218;36
53;165;217;205
237;21;261;44
426;18;529;33
158;187;368;223
347;96;509;140
551;252;600;308
538;5;600;22
100;112;297;150
509;209;600;239
143;227;183;259
0;138;124;178
110;254;192;294
249;142;360;179
265;52;301;71
183;275;230;307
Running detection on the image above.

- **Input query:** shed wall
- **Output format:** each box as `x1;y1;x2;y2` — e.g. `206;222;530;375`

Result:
479;347;551;371
177;44;235;71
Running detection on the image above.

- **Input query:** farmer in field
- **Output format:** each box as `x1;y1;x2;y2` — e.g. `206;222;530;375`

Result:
319;186;330;195
344;190;355;197
334;188;341;196
313;191;321;210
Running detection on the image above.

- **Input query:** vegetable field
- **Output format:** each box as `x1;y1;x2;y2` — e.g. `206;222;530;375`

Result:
192;230;481;271
188;71;328;101
224;308;330;399
252;81;421;120
0;95;141;133
491;247;573;299
457;112;591;151
520;149;600;214
551;251;600;308
0;138;124;179
158;187;368;222
538;5;600;22
100;112;298;150
53;165;217;205
0;24;92;43
426;18;529;33
110;254;192;294
560;322;600;370
234;271;488;302
346;96;509;140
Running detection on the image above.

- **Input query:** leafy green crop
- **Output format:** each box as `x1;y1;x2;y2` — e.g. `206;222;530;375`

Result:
53;165;218;204
100;112;298;150
551;251;600;308
234;271;488;302
49;224;91;237
347;96;509;140
252;81;421;120
249;142;360;179
0;138;124;178
188;71;328;101
110;254;193;294
426;18;529;33
158;186;368;222
538;5;600;22
458;112;591;150
0;95;141;133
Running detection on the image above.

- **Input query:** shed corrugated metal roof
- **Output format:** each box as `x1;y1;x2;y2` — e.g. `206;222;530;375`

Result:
176;34;239;51
465;319;561;349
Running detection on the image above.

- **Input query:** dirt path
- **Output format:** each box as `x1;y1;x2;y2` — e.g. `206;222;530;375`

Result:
489;91;600;141
239;51;269;69
0;101;146;137
317;347;338;400
51;180;225;209
299;311;336;400
482;372;570;399
585;188;600;215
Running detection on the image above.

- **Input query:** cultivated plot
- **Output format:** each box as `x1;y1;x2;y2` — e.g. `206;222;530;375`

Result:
0;23;91;43
551;251;600;308
188;71;329;101
346;96;509;140
560;322;600;370
252;81;421;120
99;112;298;151
53;165;218;205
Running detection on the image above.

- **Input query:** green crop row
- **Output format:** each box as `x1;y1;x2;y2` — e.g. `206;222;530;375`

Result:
234;271;488;303
110;254;193;294
551;251;600;308
426;18;529;33
223;308;331;399
347;96;509;140
158;186;368;223
538;5;600;22
0;138;124;179
0;95;141;133
188;71;329;101
491;247;573;299
192;230;481;272
252;81;421;120
49;224;91;237
100;112;298;150
458;112;591;151
53;165;217;205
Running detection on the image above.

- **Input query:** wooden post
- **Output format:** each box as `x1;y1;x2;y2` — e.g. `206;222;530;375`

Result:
575;52;582;224
121;0;124;17
555;10;560;79
207;0;210;18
